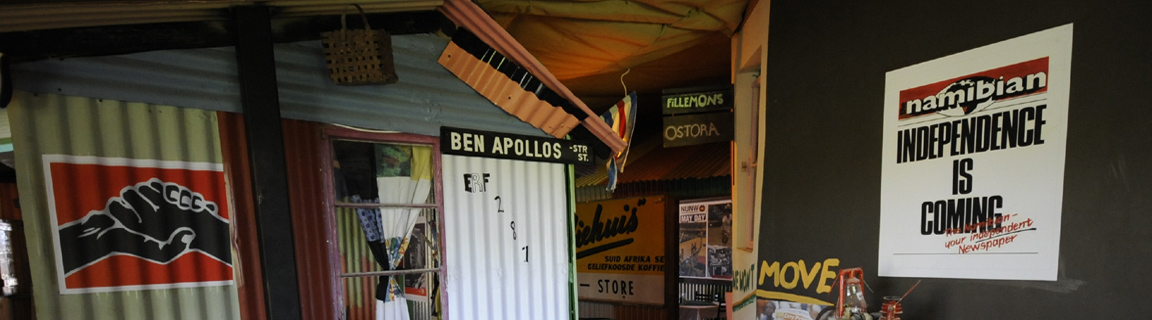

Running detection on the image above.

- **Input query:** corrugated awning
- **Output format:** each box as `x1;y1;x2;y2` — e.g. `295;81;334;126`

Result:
438;0;627;153
575;134;730;187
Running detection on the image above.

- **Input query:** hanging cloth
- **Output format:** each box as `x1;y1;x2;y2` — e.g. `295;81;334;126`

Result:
352;144;433;320
602;91;638;191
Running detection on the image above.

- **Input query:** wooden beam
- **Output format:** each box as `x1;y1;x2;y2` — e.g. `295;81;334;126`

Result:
0;10;441;63
232;6;302;320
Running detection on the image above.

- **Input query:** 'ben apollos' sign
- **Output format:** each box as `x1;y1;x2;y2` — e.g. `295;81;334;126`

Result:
441;127;592;164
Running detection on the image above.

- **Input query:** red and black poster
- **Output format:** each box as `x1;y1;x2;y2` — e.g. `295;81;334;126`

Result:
44;155;232;293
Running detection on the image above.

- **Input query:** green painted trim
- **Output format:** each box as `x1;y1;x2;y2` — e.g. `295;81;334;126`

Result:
733;293;758;311
566;161;579;320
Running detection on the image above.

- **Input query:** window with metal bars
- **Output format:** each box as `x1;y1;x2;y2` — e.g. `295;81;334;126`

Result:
323;128;444;320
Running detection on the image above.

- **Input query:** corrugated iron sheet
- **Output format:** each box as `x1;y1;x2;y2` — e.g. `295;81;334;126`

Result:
575;177;732;203
441;155;570;320
218;114;338;320
579;301;666;320
217;112;268;320
578;301;614;318
281;119;339;320
574;133;663;187
10;33;550;138
614;305;667;320
438;0;627;154
0;109;12;141
438;41;581;138
576;134;732;187
620;141;730;183
8;91;242;319
337;206;380;320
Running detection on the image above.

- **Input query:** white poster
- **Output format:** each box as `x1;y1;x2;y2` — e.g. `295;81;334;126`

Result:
878;24;1073;281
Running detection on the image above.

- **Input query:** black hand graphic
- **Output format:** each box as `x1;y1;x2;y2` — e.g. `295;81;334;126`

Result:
58;214;196;273
57;178;232;274
105;179;231;264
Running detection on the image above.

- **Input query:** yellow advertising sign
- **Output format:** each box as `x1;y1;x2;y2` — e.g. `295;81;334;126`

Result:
575;196;665;305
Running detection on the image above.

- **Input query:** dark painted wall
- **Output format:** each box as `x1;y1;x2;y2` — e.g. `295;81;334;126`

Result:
757;1;1151;318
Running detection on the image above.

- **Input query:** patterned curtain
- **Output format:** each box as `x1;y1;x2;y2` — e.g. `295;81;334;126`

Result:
353;144;432;320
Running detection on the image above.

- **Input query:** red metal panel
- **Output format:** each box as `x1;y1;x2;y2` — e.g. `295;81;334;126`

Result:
221;113;343;320
281;119;338;320
217;112;267;320
0;183;20;220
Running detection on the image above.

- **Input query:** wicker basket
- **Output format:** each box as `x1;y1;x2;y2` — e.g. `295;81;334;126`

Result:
321;4;398;85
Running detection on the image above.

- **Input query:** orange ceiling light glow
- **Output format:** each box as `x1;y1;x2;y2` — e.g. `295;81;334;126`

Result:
478;0;748;108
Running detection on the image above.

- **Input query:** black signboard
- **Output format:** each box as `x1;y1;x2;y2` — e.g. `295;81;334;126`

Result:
441;126;593;164
661;87;734;115
662;112;734;148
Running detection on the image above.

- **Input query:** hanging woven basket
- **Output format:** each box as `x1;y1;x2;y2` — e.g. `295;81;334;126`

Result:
321;4;398;85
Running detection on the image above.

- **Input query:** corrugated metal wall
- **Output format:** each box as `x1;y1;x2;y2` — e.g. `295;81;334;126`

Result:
223;116;446;320
217;112;268;320
441;155;570;320
577;301;615;318
336;206;377;320
280;119;338;320
577;301;669;320
575;176;732;203
9;33;549;138
615;304;668;319
8;91;242;319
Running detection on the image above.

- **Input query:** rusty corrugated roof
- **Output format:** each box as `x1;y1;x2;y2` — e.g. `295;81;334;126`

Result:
438;0;627;153
575;134;731;187
438;41;581;138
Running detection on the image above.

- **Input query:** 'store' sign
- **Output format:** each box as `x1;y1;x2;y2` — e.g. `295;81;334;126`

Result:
576;196;665;305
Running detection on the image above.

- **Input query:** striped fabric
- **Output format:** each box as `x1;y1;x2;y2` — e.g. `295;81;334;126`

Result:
602;91;638;191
